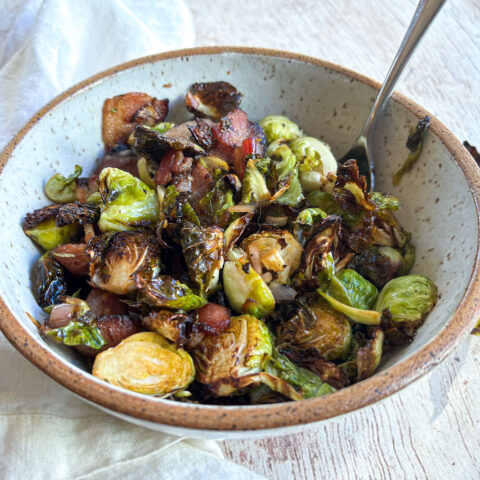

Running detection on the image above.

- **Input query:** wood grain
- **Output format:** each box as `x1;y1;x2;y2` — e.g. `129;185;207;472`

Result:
186;0;480;478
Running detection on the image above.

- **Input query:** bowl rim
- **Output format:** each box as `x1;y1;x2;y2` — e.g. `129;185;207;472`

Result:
1;46;479;432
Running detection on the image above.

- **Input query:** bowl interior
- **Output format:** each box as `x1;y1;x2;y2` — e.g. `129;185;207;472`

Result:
0;50;476;414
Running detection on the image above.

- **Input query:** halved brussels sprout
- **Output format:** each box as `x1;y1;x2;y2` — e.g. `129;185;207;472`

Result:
45;165;83;203
93;332;195;395
241;230;303;285
24;218;81;251
135;272;207;311
181;221;224;295
193;314;273;396
259;115;302;143
141;310;193;347
242;158;271;204
98;167;159;232
224;213;254;252
318;291;381;326
374;275;437;325
276;297;352;361
31;253;67;308
86;231;160;295
223;249;275;318
55;202;100;226
348;246;404;289
293;208;327;245
289;136;337;193
326;269;378;310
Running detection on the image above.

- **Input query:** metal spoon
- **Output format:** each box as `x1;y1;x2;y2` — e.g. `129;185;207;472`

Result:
339;0;446;190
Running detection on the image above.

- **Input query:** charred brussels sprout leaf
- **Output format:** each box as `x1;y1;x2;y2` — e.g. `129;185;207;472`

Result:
24;218;80;251
318;290;381;325
223;249;275;318
266;351;335;398
135;272;207;311
98;167;159;232
46;320;106;349
86;231;160;295
181;222;224;295
289;136;337;193
276;297;351;361
259;115;302;143
370;192;400;211
45;165;83;203
392;116;430;186
224;212;254;252
326;269;378;310
93;332;195;395
55;202;100;226
193;314;273;396
356;328;384;381
31;253;67;308
185;81;243;120
141;310;193;347
293;208;327;245
374;275;437;325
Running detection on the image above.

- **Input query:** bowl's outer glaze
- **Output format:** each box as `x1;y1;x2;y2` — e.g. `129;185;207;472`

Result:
1;47;479;438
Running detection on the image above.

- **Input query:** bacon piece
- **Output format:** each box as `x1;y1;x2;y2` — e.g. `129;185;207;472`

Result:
102;93;169;152
195;303;231;335
85;288;127;318
51;243;90;277
94;150;140;178
75;176;99;203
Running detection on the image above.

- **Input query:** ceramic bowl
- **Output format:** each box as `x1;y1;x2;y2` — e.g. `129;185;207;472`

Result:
1;47;479;439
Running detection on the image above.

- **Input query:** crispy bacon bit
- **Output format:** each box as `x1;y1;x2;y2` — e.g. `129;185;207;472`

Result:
94;150;140;178
195;303;231;335
102;93;169;152
155;149;179;185
52;243;90;277
75;176;99;203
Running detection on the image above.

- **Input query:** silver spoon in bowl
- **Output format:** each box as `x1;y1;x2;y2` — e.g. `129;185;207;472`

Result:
340;0;446;190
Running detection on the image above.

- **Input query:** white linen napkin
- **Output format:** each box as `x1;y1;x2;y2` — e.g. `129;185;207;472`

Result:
0;1;265;478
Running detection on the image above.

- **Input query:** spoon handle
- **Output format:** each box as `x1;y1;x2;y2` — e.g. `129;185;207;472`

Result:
360;0;446;139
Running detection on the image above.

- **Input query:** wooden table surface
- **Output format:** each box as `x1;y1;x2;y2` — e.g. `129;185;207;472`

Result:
186;0;480;478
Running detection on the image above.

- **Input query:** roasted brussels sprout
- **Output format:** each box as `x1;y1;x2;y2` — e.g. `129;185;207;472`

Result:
223;213;254;251
97;167;159;232
348;245;413;288
289;136;337;193
241;230;303;285
193;314;273;396
135;271;207;311
24;217;80;251
326;269;378;310
31;253;67;308
141;310;194;347
276;297;351;361
93;332;195;395
86;231;160;295
181;222;224;295
223;249;275;318
374;275;437;325
136;156;157;188
45;165;83;203
259;115;302;143
185;81;243;120
265;351;335;398
318;291;381;325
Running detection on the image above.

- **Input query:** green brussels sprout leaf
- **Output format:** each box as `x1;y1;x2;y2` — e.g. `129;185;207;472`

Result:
259;115;302;143
46;321;106;349
45;165;83;203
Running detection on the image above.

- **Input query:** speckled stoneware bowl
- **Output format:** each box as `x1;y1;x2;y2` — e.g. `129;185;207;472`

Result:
1;47;479;439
